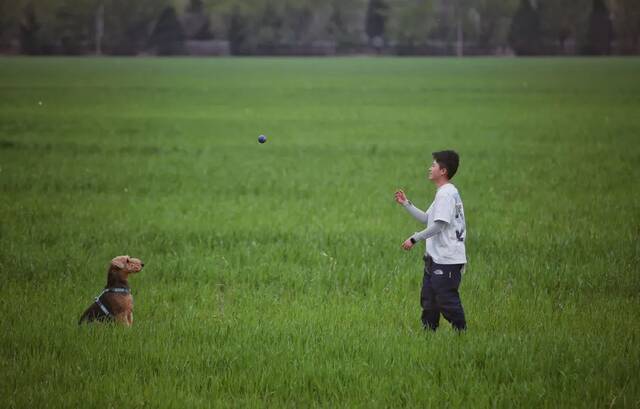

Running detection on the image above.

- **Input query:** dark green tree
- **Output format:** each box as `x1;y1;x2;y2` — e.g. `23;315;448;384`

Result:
387;0;435;47
53;0;95;54
365;0;387;41
227;6;247;54
538;0;590;54
102;0;168;55
149;6;185;55
508;0;541;55
187;0;205;14
19;2;40;54
610;0;640;54
282;2;312;44
475;0;518;52
259;2;284;46
327;0;368;49
584;0;612;54
1;0;23;50
183;0;213;40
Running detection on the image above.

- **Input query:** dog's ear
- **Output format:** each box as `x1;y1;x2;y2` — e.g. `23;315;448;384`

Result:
111;256;127;270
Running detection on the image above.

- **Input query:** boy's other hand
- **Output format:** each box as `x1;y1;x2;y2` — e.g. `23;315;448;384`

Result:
402;238;414;250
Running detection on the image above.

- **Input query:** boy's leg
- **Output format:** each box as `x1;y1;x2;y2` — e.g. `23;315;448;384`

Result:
421;257;441;330
433;264;466;331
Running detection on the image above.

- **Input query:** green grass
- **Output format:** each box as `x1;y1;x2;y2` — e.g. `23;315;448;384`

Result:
0;57;639;408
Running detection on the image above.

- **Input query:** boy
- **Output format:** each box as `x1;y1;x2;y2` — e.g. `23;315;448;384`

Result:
395;150;467;331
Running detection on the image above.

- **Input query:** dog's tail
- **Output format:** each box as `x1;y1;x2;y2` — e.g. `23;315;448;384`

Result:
78;306;92;325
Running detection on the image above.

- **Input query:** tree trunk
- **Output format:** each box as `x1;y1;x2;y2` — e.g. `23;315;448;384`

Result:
95;3;104;55
456;18;463;56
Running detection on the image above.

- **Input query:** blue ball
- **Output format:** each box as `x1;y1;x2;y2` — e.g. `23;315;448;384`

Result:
258;135;267;144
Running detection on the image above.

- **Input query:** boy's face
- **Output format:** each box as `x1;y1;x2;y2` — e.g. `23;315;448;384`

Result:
428;160;447;181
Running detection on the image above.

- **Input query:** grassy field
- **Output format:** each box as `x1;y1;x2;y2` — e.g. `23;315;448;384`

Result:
0;57;639;408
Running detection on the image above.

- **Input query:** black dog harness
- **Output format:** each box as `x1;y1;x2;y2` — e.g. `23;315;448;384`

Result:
94;287;132;317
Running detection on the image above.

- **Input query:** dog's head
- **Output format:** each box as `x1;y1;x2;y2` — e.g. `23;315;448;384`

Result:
109;255;144;280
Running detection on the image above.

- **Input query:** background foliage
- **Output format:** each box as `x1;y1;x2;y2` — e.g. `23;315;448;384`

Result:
0;0;638;55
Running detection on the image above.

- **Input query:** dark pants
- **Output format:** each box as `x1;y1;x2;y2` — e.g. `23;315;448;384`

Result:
421;256;466;331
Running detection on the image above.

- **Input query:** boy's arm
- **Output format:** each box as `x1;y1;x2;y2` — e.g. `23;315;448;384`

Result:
395;190;428;223
401;220;446;250
402;201;428;224
411;220;446;242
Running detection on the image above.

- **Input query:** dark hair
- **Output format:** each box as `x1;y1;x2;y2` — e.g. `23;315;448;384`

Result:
432;150;459;179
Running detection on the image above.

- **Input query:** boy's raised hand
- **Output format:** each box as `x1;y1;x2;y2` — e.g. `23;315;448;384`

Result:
394;190;408;205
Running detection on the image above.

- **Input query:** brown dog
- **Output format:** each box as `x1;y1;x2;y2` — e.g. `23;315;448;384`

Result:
79;255;144;326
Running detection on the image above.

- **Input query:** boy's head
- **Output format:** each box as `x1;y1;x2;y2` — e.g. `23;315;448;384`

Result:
429;150;459;181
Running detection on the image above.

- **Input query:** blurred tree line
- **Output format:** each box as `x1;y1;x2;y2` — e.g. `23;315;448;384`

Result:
0;0;638;55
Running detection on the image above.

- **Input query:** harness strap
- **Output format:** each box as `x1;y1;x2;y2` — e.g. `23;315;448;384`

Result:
102;287;130;295
95;297;111;316
93;287;132;317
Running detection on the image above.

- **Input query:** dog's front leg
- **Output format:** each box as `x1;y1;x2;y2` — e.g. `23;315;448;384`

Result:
115;313;131;327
